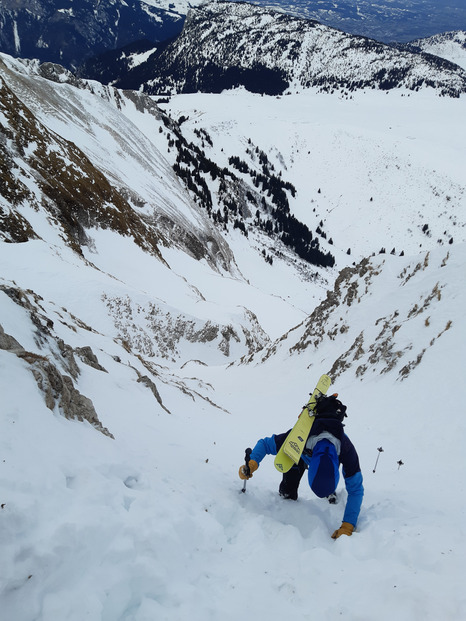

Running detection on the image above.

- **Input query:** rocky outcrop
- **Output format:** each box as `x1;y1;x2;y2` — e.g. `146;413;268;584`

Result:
0;323;114;438
253;248;455;382
0;63;165;259
102;293;270;364
0;282;115;437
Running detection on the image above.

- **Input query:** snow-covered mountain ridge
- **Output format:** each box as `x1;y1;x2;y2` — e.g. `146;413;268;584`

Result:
0;53;244;272
98;2;466;97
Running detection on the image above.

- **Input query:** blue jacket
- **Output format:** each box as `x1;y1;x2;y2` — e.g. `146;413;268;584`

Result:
250;424;364;527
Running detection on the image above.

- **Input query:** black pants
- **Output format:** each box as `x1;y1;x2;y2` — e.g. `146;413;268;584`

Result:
279;460;307;500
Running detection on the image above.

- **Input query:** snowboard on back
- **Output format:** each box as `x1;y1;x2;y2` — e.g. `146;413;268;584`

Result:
274;374;332;474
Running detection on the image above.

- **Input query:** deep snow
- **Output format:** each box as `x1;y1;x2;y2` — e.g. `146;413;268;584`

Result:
1;237;465;621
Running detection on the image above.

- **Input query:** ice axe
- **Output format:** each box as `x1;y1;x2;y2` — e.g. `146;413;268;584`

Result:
241;447;252;493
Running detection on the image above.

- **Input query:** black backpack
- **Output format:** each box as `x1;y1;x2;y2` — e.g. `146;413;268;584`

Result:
314;394;347;422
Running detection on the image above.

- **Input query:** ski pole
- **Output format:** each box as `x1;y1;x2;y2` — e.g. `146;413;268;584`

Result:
373;447;384;473
241;447;252;493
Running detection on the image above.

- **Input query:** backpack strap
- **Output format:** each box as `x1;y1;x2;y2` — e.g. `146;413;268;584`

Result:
305;431;342;455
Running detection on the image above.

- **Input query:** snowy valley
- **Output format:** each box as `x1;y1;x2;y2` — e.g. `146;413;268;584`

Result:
1;3;466;619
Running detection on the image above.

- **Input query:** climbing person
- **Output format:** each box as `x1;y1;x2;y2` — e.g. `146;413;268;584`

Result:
238;394;364;539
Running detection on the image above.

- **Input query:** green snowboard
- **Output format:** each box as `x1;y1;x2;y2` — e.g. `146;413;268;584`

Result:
274;374;332;473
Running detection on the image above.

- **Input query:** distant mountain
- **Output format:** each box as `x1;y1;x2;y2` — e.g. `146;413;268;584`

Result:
2;0;466;77
0;0;185;70
402;30;466;71
3;0;466;82
81;2;466;97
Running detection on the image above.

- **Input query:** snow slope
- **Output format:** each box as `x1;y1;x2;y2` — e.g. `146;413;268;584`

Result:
1;230;465;621
1;54;466;621
164;89;466;259
410;31;466;71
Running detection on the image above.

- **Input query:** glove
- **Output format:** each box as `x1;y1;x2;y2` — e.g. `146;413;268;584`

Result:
238;459;258;480
331;522;354;539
